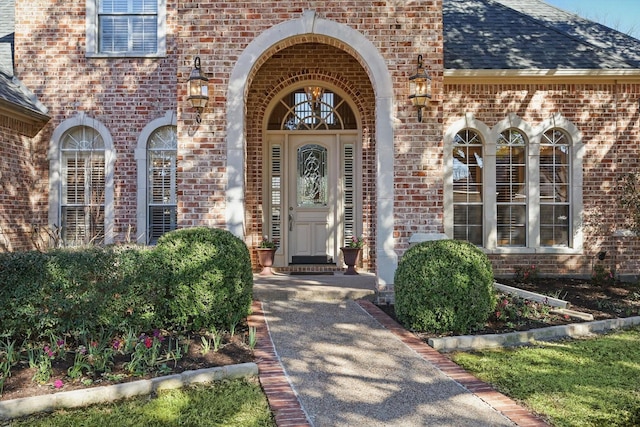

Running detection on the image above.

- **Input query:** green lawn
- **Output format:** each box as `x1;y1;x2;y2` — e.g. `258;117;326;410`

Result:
451;327;640;427
12;378;275;427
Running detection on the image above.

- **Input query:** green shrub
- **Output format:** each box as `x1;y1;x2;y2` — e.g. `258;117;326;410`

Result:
0;246;157;340
394;239;496;334
0;227;253;340
154;227;253;331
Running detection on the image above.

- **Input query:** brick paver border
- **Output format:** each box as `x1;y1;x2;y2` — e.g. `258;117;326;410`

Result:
356;300;551;427
249;301;312;427
249;299;550;427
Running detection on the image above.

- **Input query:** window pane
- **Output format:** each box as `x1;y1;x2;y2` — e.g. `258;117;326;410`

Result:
496;129;527;247
131;17;157;53
497;205;526;247
452;129;483;245
148;206;176;243
541;129;571;247
100;16;130;53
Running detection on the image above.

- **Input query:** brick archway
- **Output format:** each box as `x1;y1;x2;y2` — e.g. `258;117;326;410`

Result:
226;10;397;285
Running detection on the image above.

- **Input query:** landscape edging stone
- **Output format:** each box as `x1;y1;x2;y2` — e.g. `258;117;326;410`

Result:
0;362;258;421
429;316;640;352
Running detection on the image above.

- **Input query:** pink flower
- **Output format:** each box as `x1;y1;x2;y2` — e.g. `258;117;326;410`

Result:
113;339;122;351
144;336;153;349
54;379;64;389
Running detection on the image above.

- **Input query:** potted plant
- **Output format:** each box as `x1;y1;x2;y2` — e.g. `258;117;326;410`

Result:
257;236;278;275
340;235;364;275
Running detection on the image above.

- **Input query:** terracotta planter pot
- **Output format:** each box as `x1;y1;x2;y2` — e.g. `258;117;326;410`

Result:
257;248;277;275
340;247;361;275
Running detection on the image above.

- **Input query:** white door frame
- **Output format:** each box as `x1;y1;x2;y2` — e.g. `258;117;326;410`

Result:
264;131;360;267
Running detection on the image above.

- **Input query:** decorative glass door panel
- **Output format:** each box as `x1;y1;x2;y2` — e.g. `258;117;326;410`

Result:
297;144;327;207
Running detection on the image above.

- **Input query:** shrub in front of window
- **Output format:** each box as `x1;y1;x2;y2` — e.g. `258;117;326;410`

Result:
154;227;253;331
394;239;496;334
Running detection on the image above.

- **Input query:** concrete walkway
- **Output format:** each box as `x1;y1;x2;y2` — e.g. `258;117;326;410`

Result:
251;274;549;427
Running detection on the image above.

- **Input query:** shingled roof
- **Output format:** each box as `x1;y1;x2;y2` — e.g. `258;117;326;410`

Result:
0;0;49;136
444;0;640;70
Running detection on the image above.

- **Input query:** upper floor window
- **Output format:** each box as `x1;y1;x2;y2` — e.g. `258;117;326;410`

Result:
87;0;167;57
444;114;583;254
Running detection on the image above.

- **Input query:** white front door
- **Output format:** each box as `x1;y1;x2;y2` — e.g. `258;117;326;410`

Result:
288;135;337;264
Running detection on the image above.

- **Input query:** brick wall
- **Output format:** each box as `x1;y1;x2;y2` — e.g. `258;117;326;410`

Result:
444;82;640;278
15;0;179;243
0;126;48;251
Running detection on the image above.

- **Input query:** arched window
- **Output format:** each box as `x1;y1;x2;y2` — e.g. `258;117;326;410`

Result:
135;111;177;244
59;126;106;246
496;128;527;247
444;114;583;253
147;126;177;243
267;87;357;130
452;129;484;245
540;129;571;247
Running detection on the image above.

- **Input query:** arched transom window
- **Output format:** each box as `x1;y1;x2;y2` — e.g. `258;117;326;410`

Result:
267;87;357;130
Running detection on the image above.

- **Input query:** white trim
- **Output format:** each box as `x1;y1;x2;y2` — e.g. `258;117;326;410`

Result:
226;10;397;285
135;111;177;244
445;69;640;83
49;113;116;244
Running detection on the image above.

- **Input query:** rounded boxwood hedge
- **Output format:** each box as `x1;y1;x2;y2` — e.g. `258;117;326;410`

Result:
154;227;253;331
394;239;496;334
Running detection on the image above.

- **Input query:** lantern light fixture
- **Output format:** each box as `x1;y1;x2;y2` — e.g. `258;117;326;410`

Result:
408;54;432;122
187;56;209;124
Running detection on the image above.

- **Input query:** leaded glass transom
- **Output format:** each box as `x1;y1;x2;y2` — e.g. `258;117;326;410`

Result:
268;88;357;130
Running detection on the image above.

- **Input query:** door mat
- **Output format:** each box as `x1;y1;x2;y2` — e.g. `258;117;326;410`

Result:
289;272;335;276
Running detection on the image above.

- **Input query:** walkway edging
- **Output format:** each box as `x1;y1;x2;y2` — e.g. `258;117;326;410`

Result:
0;363;257;421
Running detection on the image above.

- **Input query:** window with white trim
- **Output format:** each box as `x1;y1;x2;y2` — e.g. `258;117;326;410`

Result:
147;125;177;243
87;0;166;57
445;114;583;253
60;126;106;246
452;129;484;245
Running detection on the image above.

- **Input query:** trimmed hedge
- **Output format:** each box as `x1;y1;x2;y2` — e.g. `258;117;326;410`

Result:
394;239;496;334
0;227;253;340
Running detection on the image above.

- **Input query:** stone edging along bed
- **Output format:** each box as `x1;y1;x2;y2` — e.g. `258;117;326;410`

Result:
429;316;640;352
0;362;258;421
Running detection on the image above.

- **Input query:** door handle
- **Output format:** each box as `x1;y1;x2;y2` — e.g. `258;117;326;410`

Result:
289;213;294;231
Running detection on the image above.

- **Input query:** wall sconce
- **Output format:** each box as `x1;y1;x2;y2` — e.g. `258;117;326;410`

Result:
187;57;209;123
408;54;432;122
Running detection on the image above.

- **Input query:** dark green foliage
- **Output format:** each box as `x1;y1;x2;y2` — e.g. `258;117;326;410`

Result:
154;227;253;331
0;227;253;340
394;239;496;334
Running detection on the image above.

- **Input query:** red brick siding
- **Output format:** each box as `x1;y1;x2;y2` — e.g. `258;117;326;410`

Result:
15;0;179;243
0;126;48;251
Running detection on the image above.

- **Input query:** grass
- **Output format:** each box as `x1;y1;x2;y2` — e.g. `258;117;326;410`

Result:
451;327;640;427
11;378;275;427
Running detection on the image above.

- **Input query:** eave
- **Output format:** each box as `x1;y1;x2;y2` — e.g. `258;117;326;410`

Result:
444;69;640;85
0;98;50;137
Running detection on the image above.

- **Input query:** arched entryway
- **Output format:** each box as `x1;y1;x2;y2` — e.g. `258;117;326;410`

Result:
262;84;362;269
225;11;397;285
